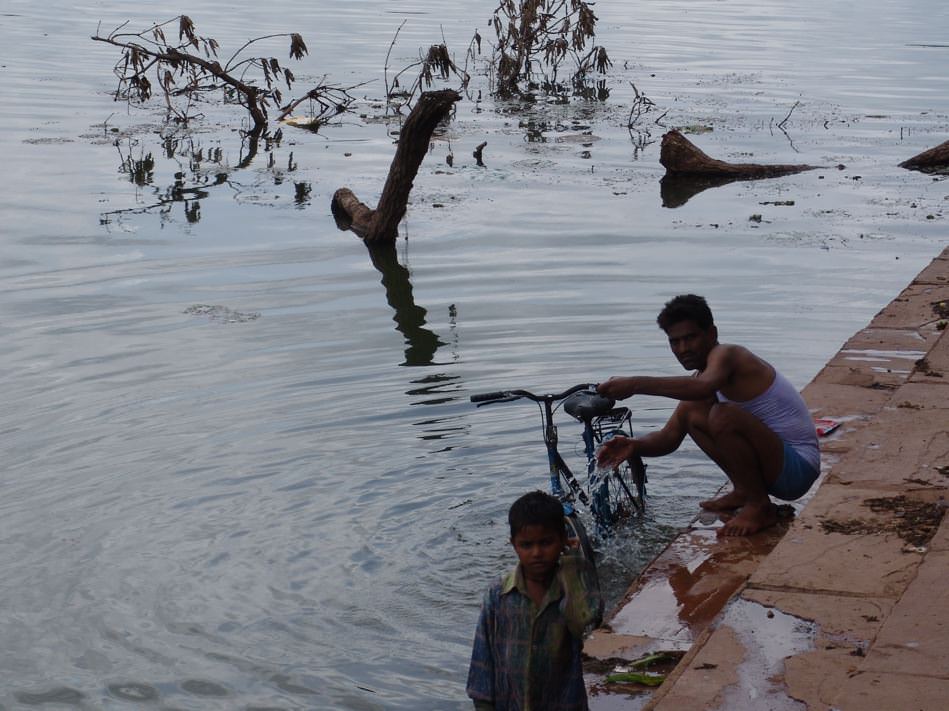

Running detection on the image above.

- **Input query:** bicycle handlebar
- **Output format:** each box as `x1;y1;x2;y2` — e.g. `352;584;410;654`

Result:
470;390;510;403
470;382;598;405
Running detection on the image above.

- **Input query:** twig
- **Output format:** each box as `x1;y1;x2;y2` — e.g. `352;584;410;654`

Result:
384;20;408;104
777;100;800;130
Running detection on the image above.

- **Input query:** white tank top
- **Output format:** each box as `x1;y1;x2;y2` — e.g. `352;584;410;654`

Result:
716;370;819;470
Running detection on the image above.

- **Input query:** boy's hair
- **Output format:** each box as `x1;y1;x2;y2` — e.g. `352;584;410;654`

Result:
657;294;714;332
509;491;566;539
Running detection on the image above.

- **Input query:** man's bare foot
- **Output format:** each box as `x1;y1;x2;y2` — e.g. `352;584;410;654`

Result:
700;489;747;511
716;501;778;537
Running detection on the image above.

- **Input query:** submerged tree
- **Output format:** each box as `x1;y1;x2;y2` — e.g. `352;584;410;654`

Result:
332;89;462;244
92;16;355;133
483;0;611;97
383;21;471;112
899;139;949;174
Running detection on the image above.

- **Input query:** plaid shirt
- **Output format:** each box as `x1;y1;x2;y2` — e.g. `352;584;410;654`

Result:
466;551;603;711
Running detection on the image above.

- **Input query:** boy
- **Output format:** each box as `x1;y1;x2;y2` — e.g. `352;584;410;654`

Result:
466;491;603;710
596;294;820;537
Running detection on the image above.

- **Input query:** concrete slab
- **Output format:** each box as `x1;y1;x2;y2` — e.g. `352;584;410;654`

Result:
783;648;870;709
741;588;892;644
908;328;949;384
738;589;895;708
926;508;949;552
868;283;949;332
648;624;742;711
828;671;949;711
748;484;924;598
859;549;949;676
841;326;940;353
807;362;904;391
826;327;930;382
800;380;891;420
822;388;949;491
650;597;818;711
913;246;949;284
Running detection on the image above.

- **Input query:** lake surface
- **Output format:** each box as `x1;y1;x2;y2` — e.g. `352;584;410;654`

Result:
1;0;947;707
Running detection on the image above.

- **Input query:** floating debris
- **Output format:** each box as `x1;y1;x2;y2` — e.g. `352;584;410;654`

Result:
605;671;665;686
184;304;260;324
588;650;683;690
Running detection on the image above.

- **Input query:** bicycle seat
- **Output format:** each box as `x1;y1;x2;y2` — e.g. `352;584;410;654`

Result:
564;390;615;421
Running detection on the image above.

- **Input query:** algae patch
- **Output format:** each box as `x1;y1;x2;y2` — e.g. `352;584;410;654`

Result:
819;495;946;548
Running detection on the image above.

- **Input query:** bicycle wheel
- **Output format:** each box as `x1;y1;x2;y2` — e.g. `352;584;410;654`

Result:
605;455;647;519
564;513;596;567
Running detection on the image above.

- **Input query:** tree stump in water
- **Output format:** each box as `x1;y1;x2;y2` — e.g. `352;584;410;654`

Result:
332;89;461;243
660;129;816;178
899;139;949;173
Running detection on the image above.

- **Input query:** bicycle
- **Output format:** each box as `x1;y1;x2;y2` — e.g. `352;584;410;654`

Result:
470;383;647;563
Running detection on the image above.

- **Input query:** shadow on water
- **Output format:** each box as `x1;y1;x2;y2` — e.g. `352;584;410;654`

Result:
366;242;445;367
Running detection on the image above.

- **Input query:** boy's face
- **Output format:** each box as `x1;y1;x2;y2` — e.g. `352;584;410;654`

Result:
511;523;566;583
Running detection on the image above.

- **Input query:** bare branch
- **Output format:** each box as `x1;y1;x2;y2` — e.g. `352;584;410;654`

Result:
93;16;354;133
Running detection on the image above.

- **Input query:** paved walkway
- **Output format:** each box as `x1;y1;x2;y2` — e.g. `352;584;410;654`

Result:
585;245;949;710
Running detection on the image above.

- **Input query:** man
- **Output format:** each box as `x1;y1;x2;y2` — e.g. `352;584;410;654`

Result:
596;294;819;537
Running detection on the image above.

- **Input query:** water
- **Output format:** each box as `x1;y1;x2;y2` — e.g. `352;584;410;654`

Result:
1;0;947;707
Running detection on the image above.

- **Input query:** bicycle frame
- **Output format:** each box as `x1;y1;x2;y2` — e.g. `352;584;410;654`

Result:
471;383;646;542
578;406;637;536
538;396;590;514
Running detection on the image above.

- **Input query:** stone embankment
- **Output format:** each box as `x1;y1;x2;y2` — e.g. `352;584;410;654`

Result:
585;245;949;710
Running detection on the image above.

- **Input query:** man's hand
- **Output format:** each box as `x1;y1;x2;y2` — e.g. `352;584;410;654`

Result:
596;435;636;469
597;376;637;400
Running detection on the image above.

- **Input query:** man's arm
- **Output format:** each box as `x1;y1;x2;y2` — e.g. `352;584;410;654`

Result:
599;374;715;401
596;403;690;468
598;345;738;401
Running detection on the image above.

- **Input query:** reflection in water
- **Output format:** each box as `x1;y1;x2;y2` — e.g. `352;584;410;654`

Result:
572;78;610;102
518;114;551;143
407;372;468;445
659;173;743;208
406;373;459;406
495;99;605;145
101;128;310;226
366;242;445;367
629;130;657;161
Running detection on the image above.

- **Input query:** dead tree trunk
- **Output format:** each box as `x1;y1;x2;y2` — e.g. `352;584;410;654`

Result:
899;139;949;173
332;89;461;243
660;129;815;178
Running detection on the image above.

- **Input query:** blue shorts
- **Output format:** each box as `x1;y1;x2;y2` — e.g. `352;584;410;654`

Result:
768;443;819;501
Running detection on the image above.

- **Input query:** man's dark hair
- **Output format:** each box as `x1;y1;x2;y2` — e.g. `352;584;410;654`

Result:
657;294;714;332
508;490;566;539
